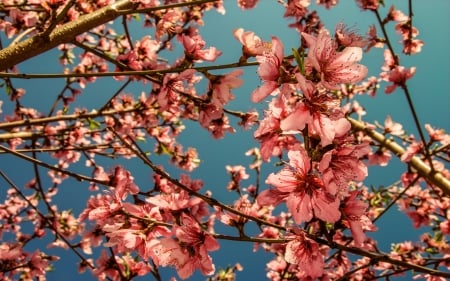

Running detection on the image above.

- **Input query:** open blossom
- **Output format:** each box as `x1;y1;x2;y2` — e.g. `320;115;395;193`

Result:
380;49;416;93
319;142;370;195
335;22;367;48
365;25;385;52
368;149;392;166
257;148;340;224
233;28;264;57
251;36;285;103
209;69;243;107
342;191;376;246
280;73;351;146
356;0;380;10
384;115;404;136
152;214;219;279
284;0;310;18
180;30;222;62
285;231;324;279
254;96;301;161
383;65;416;94
302;29;368;90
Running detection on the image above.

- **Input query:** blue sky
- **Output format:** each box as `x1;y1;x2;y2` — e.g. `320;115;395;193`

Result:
0;1;449;280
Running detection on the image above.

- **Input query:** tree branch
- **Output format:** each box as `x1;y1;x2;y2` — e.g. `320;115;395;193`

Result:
0;0;136;70
348;117;450;196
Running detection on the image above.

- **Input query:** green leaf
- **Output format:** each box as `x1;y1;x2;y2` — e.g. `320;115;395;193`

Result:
292;48;305;76
87;118;101;130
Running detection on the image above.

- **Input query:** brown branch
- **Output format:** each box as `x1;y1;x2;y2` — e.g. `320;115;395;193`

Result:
0;61;259;79
0;0;137;70
321;236;450;279
0;144;109;186
0;170;95;269
349;117;450;196
0;107;138;131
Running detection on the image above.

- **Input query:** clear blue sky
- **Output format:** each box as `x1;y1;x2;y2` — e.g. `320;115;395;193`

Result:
0;1;449;280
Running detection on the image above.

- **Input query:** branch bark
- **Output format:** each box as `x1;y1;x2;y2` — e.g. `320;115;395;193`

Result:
0;0;135;71
349;117;450;196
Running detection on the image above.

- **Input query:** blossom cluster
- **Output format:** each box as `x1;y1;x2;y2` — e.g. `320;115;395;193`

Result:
0;1;449;281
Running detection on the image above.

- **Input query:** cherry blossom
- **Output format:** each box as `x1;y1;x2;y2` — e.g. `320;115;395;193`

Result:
257;148;341;224
302;28;368;90
251;36;286;103
233;28;265;58
0;1;448;280
280;73;351;146
284;232;324;279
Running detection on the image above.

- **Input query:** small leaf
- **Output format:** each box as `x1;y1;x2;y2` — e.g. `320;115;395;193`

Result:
88;118;101;130
292;48;305;75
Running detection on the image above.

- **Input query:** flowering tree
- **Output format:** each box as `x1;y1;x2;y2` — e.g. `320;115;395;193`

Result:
0;0;448;280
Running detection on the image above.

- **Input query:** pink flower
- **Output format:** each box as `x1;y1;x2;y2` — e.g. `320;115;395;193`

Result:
319;142;370;195
237;0;259;10
152;214;219;279
251;36;285;103
225;165;249;191
302;29;368;90
110;166;139;200
254;96;301;161
335;22;368;48
342;191;372;246
384;115;404;136
233;28;264;57
285;232;324;279
180;32;221;62
209;69;243;107
283;0;309;18
257;148;340;224
368;149;392;166
365;25;385;51
280;74;351;146
425;124;446;142
356;0;380;10
383;65;416;94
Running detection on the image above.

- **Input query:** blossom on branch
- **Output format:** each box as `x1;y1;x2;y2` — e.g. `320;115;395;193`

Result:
257;148;340;224
302;29;368;90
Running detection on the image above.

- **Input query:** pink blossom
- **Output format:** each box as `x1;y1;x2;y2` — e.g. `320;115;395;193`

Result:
237;0;259;10
284;0;310;18
280;74;351;146
110;166;139;200
356;0;380;10
383;65;416;94
335;22;368;48
425;124;447;142
180;32;222;62
251;36;285;103
152;214;219;279
302;29;368;90
258;148;340;224
209;69;243;107
384;115;404;136
285;232;324;279
342;191;374;246
225;165;249;191
400;141;422;162
365;25;385;51
233;28;264;57
254;96;301;161
319;142;370;195
368;149;392;166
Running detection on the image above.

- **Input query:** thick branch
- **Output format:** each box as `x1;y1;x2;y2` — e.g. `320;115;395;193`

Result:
0;0;135;70
349;118;450;196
